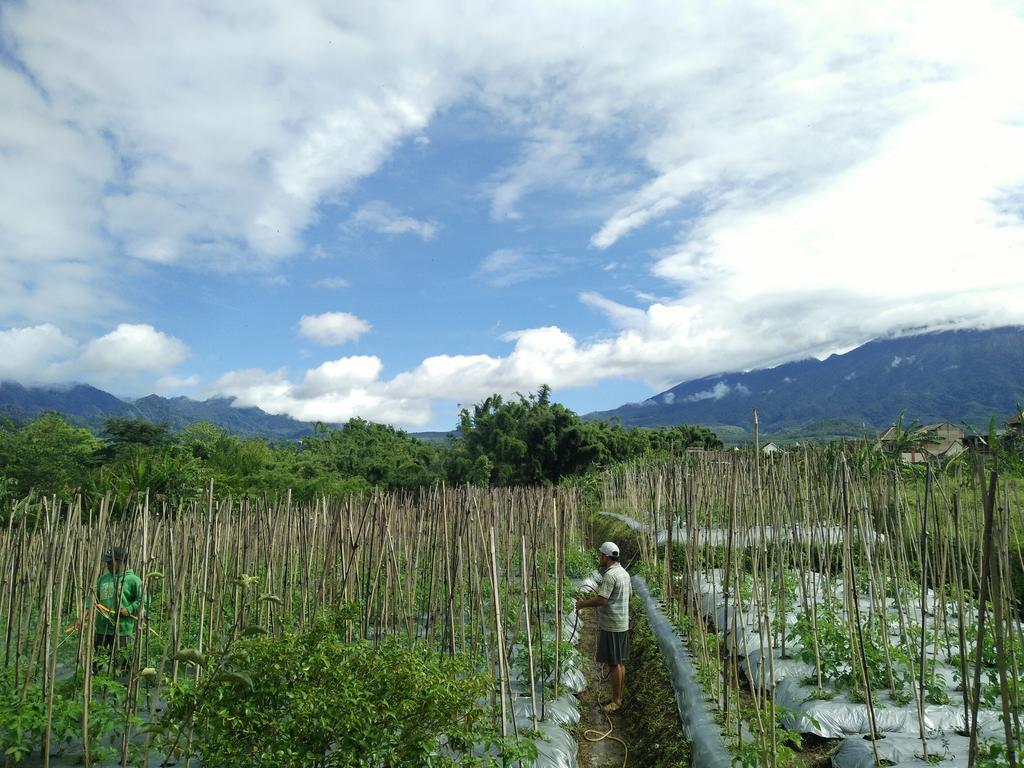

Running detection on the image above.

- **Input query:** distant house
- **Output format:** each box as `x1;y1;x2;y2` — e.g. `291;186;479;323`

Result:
879;421;966;464
1008;411;1024;435
961;434;989;453
762;441;782;456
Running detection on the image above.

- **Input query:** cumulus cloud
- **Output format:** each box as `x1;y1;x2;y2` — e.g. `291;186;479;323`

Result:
0;323;190;386
294;356;382;398
346;201;437;240
298;312;371;345
78;324;190;374
211;361;429;425
3;0;1024;424
0;325;77;383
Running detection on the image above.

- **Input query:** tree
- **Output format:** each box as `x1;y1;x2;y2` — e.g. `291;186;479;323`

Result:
101;417;172;449
448;386;721;486
0;413;99;498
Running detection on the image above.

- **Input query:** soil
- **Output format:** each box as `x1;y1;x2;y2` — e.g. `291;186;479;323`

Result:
575;598;690;768
575;606;628;768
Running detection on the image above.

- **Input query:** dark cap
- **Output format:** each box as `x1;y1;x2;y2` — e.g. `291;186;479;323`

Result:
102;547;129;563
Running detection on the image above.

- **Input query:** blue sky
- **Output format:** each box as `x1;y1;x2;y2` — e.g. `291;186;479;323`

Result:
1;1;1023;430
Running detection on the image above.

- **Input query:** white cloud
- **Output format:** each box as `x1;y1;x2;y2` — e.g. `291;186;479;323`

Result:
477;249;561;287
684;382;733;403
890;355;916;368
314;276;350;289
2;0;1024;418
580;292;646;330
2;0;455;318
0;323;190;386
211;364;429;426
294;356;382;398
78;324;190;374
154;373;200;393
346;201;437;240
0;325;77;383
298;312;371;346
487;128;628;220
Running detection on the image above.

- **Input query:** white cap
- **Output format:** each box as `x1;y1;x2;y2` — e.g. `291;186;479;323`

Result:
598;541;619;558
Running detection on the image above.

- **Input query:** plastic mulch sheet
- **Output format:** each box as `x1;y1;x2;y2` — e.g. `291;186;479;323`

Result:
499;605;585;768
599;511;847;547
831;731;1003;768
633;575;731;768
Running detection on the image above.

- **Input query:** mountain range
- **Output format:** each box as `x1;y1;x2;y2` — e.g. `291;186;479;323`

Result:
0;382;317;440
2;326;1021;443
586;326;1024;440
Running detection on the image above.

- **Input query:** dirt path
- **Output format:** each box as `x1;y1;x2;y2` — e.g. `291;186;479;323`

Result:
575;613;628;768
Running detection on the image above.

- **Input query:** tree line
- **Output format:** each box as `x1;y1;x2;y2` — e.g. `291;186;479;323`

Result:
0;386;722;505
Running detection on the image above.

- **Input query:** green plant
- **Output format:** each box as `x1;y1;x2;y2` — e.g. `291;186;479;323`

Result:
562;546;596;579
730;705;804;768
803;687;836;702
790;603;852;687
158;608;520;767
0;668;45;764
975;740;1011;767
51;671;132;760
512;634;577;688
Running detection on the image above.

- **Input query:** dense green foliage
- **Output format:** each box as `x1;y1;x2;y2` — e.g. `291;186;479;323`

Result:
159;611;519;768
449;385;722;486
0;387;722;505
0;666;128;764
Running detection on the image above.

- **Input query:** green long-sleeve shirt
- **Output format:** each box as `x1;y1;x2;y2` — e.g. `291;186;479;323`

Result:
95;568;144;637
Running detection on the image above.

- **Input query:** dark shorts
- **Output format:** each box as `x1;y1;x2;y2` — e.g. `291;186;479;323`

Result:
596;630;630;665
94;633;115;649
94;633;131;648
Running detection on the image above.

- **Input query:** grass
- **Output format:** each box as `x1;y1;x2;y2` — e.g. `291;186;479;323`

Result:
617;601;690;767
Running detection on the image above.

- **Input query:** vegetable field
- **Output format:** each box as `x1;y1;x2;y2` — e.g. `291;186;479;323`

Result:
604;450;1022;767
2;443;1021;768
0;487;590;767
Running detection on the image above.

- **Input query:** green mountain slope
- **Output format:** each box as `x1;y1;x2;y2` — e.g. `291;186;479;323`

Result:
587;326;1024;437
0;384;316;440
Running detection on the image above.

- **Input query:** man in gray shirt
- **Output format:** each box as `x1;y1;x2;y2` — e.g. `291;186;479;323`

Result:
575;541;630;712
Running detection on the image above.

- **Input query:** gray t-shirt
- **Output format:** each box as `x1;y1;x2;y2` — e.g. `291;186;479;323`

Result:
596;562;630;632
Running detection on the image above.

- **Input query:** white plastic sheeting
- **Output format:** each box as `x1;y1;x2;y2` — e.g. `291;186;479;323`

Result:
599;511;848;547
776;678;1005;739
466;597;588;767
502;605;585;768
831;730;1009;768
601;511;1014;767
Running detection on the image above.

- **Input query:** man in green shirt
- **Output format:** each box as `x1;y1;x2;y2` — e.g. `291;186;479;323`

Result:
92;547;144;673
